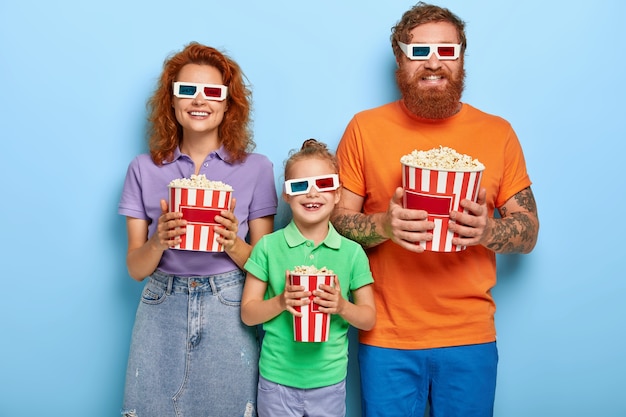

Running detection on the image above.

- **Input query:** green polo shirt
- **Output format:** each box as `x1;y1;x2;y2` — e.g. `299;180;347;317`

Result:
244;220;374;389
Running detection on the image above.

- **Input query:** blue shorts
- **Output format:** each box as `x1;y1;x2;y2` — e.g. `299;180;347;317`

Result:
257;375;346;417
359;342;498;417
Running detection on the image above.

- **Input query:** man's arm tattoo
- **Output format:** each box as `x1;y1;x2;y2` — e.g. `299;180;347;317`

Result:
487;188;539;254
332;213;386;248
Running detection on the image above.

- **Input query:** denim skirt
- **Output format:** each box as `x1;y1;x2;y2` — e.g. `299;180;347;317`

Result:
121;269;259;417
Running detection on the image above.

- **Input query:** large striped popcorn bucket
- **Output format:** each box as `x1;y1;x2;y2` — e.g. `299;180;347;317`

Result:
402;163;483;252
168;186;232;252
290;273;335;342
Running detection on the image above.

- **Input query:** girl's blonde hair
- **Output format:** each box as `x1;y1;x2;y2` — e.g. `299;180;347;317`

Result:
284;139;339;179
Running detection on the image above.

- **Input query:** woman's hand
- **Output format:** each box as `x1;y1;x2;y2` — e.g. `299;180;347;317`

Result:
152;199;187;250
126;199;186;281
215;197;239;252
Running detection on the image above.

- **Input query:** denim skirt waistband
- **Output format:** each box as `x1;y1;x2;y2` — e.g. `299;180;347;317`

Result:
149;269;244;295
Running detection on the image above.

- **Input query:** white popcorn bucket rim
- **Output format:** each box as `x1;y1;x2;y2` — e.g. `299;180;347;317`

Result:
167;185;234;191
401;161;484;173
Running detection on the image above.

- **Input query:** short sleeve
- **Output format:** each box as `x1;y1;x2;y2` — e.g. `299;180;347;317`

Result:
118;156;149;220
248;155;278;221
349;243;374;291
496;128;532;208
244;236;270;282
336;117;366;197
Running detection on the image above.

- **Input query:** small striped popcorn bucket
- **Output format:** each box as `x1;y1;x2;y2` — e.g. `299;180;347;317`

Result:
168;186;233;252
290;273;335;342
402;163;483;252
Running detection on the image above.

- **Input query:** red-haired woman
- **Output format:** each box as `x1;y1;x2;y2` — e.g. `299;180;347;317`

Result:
118;42;277;417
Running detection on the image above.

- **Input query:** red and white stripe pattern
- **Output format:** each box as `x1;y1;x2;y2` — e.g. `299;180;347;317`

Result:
291;274;334;342
402;164;482;252
168;186;232;252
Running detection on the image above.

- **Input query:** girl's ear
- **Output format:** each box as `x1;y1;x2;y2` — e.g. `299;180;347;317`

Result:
282;192;291;204
333;185;342;204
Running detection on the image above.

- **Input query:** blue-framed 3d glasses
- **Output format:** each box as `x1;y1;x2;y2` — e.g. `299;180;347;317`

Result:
172;81;228;101
397;41;461;61
284;174;340;196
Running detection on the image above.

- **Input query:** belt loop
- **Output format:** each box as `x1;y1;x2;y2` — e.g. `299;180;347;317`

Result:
208;276;217;294
166;275;174;295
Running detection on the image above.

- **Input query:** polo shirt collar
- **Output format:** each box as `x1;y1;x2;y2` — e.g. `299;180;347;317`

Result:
164;145;233;165
283;220;341;250
214;145;233;162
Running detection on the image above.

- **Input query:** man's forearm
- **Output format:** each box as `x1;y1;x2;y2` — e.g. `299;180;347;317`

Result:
485;188;539;254
331;210;387;248
484;213;538;254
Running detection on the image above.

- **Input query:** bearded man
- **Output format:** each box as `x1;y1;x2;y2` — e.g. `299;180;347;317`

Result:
331;2;539;417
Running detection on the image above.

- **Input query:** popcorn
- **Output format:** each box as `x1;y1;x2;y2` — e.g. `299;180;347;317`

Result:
168;174;233;191
292;265;334;275
400;146;484;172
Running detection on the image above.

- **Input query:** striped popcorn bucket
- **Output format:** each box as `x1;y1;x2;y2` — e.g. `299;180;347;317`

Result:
402;163;483;252
168;186;232;252
290;274;335;342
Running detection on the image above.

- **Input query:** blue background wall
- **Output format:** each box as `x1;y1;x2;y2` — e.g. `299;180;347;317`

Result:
1;1;625;416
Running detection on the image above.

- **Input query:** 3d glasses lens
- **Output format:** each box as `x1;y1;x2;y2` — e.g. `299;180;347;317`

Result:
289;180;310;194
178;84;198;96
436;46;456;57
315;176;336;189
203;86;223;98
411;46;431;57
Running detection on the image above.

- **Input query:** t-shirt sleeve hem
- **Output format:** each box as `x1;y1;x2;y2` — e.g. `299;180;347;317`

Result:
118;206;149;220
248;206;277;221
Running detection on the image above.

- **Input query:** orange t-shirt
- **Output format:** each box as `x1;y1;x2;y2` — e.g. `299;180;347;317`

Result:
336;101;532;349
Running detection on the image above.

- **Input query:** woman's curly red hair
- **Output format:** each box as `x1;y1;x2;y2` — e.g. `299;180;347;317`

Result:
147;42;254;164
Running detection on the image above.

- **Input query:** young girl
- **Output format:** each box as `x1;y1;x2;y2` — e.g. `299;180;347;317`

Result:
118;42;277;417
241;139;376;417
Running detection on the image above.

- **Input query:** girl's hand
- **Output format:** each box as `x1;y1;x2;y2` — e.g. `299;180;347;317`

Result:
152;199;187;250
313;276;345;315
281;270;311;317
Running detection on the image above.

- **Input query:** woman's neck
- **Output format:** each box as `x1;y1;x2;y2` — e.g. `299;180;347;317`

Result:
180;133;221;174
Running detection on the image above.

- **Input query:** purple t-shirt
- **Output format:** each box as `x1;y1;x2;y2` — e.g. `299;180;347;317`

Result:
119;146;277;276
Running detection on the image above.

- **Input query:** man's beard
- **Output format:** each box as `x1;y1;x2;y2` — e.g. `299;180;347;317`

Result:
396;65;465;119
